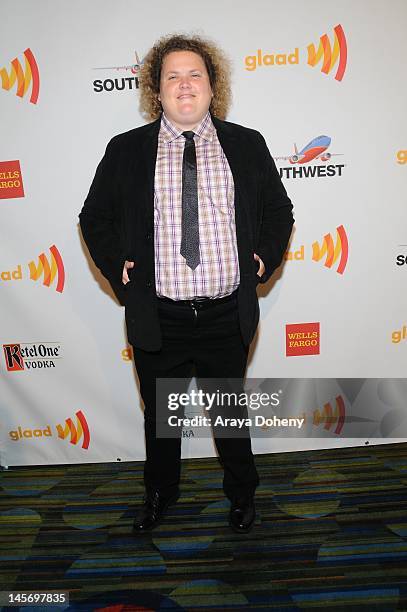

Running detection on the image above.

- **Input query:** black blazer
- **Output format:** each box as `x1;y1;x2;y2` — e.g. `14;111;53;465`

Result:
79;115;294;351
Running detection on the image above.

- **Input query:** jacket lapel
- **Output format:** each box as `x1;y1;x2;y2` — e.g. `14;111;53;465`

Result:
212;116;248;203
212;116;251;275
141;118;161;214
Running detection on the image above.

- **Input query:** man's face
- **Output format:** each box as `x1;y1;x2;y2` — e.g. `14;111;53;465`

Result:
159;50;213;131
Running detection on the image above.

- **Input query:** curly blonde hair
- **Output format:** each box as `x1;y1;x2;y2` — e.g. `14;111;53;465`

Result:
139;33;232;121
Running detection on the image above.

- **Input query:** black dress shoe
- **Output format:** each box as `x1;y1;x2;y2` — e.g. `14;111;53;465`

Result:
229;496;256;533
133;489;179;532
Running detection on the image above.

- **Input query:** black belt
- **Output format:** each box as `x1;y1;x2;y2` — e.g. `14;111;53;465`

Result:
157;290;238;309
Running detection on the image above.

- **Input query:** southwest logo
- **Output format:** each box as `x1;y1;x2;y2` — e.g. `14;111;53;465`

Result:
285;225;349;275
307;24;347;82
286;322;320;357
56;410;90;449
312;225;348;274
93;50;144;93
28;245;65;292
9;410;90;450
1;48;40;104
275;135;345;179
0;160;24;199
244;24;347;82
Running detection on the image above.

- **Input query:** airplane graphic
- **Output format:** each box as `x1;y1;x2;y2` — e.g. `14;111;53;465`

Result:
275;135;343;164
93;51;144;74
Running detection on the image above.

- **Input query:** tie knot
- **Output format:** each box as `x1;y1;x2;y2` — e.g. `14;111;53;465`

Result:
182;131;195;141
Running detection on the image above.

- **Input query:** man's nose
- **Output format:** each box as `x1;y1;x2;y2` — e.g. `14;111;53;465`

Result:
179;77;192;88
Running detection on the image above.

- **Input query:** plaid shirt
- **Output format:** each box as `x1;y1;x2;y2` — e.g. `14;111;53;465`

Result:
154;112;240;300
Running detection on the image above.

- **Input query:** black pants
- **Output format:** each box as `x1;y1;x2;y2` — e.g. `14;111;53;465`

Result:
132;292;259;501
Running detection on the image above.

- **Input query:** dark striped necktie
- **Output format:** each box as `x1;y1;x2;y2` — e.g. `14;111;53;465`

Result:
180;131;200;270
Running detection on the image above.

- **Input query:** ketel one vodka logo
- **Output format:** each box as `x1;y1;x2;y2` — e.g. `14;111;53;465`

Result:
3;342;61;371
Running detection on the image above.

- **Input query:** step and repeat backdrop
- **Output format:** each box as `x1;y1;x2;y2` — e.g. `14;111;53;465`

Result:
1;0;406;466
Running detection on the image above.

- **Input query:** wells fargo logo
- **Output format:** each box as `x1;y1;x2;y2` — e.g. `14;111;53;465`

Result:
9;410;90;450
285;225;349;275
0;245;65;292
3;342;61;372
1;48;40;104
286;322;320;357
244;24;347;82
0;160;24;199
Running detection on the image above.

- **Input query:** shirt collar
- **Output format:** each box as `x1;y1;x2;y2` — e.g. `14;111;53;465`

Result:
160;111;215;143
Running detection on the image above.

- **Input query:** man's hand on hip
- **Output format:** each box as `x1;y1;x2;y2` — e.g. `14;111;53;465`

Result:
254;253;265;277
122;260;135;285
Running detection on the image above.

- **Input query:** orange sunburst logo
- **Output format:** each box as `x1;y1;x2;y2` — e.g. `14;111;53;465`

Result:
1;48;40;103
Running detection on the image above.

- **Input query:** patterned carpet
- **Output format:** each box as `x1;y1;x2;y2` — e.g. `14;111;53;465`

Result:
1;443;407;611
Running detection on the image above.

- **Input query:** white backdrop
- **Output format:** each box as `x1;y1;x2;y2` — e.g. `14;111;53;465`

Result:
1;0;406;466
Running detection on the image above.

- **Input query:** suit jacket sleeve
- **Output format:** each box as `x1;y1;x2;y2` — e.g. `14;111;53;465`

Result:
79;136;127;301
255;132;294;283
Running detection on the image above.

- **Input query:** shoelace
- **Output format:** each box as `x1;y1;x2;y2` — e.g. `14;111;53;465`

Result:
144;491;161;509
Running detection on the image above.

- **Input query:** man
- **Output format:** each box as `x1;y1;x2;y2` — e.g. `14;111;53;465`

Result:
79;34;294;534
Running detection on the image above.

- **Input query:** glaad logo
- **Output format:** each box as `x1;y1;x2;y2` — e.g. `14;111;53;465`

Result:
9;425;52;442
286;322;320;357
244;24;347;82
56;410;90;449
92;51;144;93
285;225;349;275
0;160;24;199
0;245;65;291
3;342;61;372
9;410;90;450
396;150;407;165
28;245;65;292
391;325;407;344
312;225;348;274
307;24;347;82
275;135;345;179
307;395;345;435
1;48;40;104
121;347;133;361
